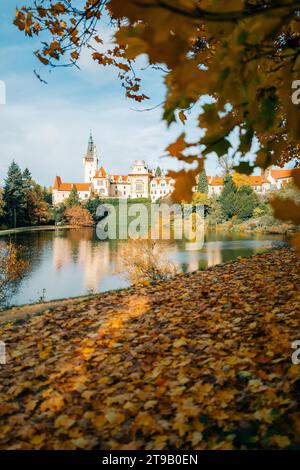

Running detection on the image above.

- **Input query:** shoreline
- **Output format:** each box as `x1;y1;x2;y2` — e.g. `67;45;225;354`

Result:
0;221;292;237
0;225;83;236
0;245;284;324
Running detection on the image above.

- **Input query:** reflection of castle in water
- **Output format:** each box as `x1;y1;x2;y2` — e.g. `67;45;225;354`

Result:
52;229;116;292
206;243;222;267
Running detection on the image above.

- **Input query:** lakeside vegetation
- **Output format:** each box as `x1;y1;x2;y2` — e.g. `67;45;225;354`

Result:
1;161;298;236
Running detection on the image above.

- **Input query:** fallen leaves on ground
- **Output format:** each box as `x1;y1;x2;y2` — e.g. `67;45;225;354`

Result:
0;247;299;450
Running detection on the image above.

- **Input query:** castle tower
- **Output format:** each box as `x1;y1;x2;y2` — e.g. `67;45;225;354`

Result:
83;131;98;183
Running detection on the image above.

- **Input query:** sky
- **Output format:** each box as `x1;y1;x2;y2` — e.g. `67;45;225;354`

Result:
0;1;245;187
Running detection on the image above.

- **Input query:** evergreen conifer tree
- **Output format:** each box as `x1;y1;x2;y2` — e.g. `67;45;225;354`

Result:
197;170;208;194
66;187;80;207
155;166;162;177
219;175;238;220
22;168;34;225
3;161;27;228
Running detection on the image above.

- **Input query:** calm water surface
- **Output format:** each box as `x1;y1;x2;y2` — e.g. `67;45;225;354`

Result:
1;228;283;307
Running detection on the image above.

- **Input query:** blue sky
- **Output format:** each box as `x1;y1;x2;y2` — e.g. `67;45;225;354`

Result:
0;1;243;187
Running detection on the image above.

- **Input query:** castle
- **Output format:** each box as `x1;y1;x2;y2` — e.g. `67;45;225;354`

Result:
52;132;175;205
52;133;296;205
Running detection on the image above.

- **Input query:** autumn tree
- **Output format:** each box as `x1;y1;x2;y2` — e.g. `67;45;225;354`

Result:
0;242;28;305
26;182;50;225
233;172;251;189
13;0;300;250
64;206;94;226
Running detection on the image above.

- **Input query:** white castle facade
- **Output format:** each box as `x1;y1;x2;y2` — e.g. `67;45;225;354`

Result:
52;133;296;205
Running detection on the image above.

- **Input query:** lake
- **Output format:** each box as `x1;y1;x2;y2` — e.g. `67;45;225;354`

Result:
0;228;283;307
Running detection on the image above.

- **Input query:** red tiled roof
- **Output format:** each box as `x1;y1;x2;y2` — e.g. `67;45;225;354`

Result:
53;176;62;190
247;175;268;185
94;166;106;178
208;176;224;186
110;175;130;183
53;177;90;192
60;183;90;191
270;169;299;180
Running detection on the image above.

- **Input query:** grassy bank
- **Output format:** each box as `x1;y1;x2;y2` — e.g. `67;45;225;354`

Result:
0;247;299;450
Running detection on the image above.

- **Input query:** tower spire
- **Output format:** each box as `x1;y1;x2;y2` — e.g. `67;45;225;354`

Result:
87;130;94;155
83;131;99;183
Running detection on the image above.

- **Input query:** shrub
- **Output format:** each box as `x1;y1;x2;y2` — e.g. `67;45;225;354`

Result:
253;207;264;218
118;239;178;284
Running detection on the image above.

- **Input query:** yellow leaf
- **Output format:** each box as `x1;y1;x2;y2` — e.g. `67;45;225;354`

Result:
54;414;75;429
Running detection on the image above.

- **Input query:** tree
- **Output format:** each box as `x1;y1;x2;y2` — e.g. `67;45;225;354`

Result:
219;176;238;220
0;188;5;222
22;167;34;225
197;169;208;194
22;168;32;190
192;191;209;206
3;161;27;228
42;187;52;205
218;154;234;177
51;203;66;224
233;172;251;189
86;196;101;222
206;196;224;226
64;206;94;226
66;187;80;208
13;0;300;249
155;166;162;177
0;242;28;305
26;182;50;225
235;185;260;221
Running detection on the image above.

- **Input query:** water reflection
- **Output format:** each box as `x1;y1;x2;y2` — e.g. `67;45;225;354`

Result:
0;228;283;307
